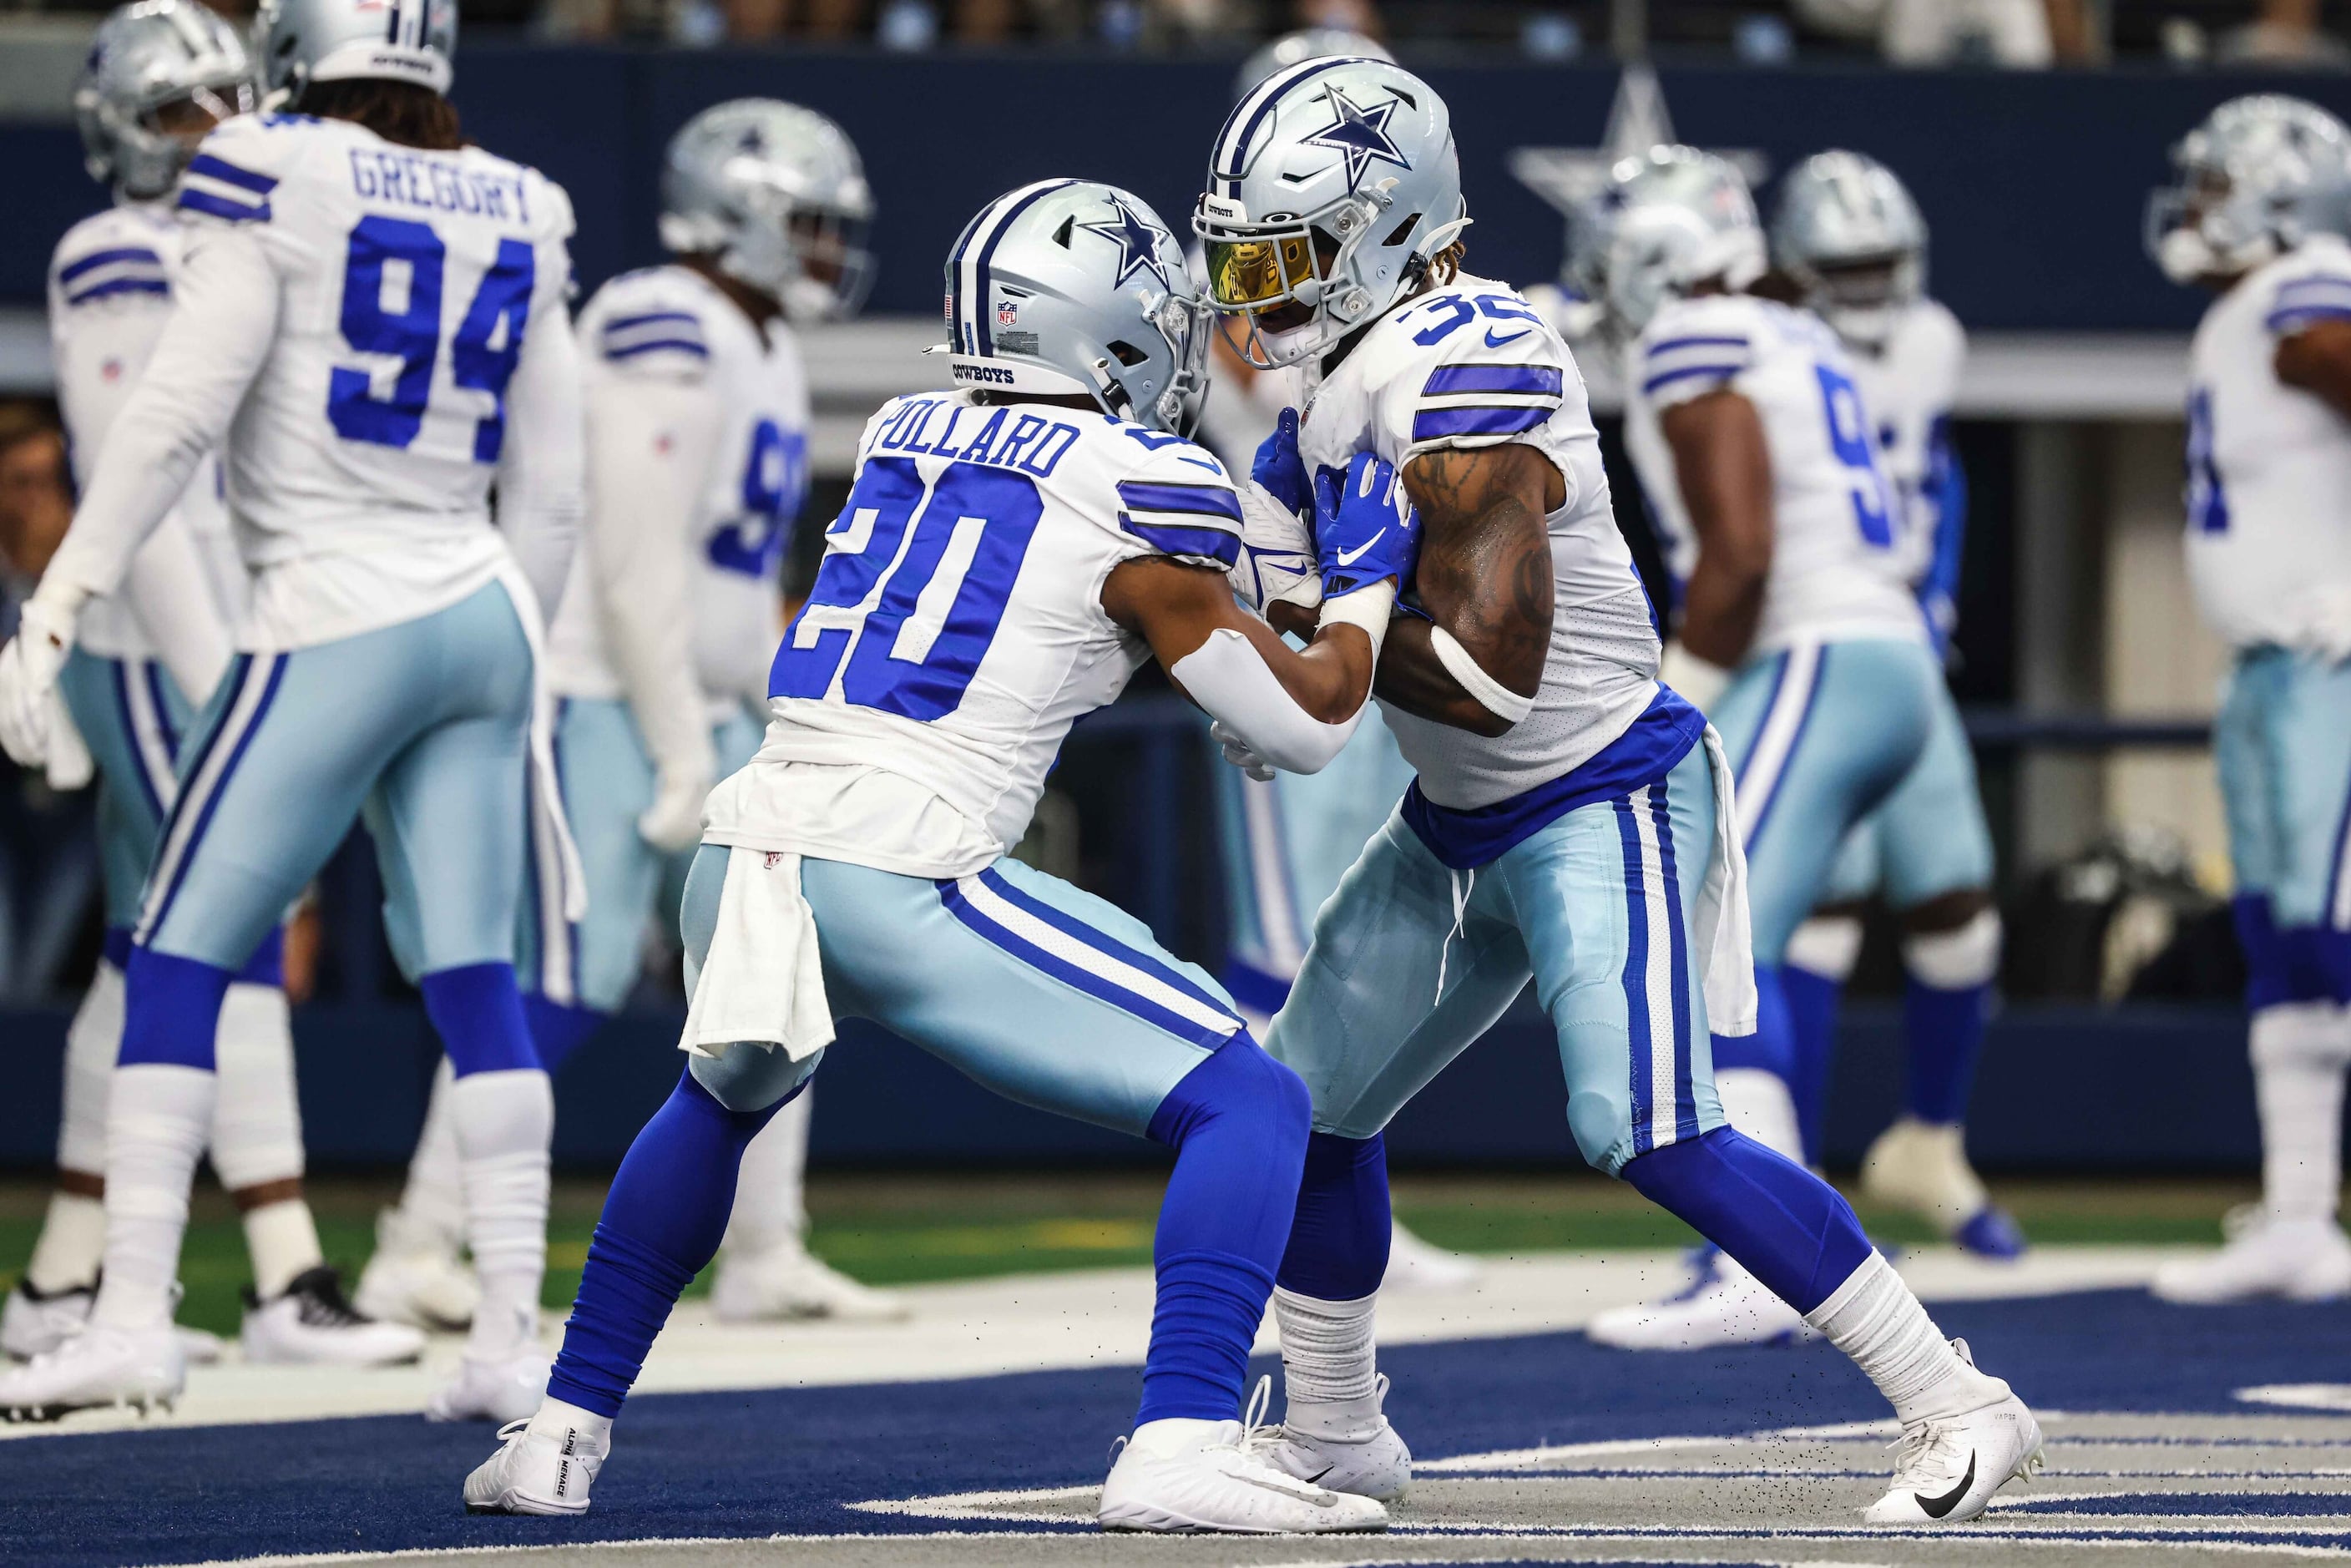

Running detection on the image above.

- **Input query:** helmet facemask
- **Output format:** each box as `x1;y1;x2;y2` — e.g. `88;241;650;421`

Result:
1797;251;1923;350
2147;163;2279;286
98;78;252;198
1196;182;1465;370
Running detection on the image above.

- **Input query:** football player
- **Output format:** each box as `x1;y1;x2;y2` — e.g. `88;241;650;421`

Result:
2146;96;2351;1305
464;179;1403;1534
0;0;582;1423
356;99;903;1333
1767;150;2023;1258
5;0;422;1373
1195;65;2038;1525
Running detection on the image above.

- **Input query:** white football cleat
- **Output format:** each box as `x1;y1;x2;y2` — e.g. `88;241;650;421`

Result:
1383;1221;1481;1292
426;1346;551;1424
0;1321;185;1422
2153;1206;2351;1304
1099;1384;1388;1535
353;1207;478;1331
709;1242;909;1324
1861;1343;2044;1524
1244;1374;1412;1501
1862;1118;2027;1258
242;1267;427;1366
463;1416;605;1516
3;1279;94;1362
1586;1253;1815;1350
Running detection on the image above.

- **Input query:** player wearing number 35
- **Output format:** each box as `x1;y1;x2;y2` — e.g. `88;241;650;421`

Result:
0;0;584;1423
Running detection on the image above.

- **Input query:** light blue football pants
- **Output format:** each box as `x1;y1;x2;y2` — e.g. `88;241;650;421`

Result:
521;696;764;1014
57;650;195;933
1263;741;1726;1176
2217;645;2351;1004
1216;704;1417;1018
1814;674;1995;910
134;582;533;976
679;846;1245;1134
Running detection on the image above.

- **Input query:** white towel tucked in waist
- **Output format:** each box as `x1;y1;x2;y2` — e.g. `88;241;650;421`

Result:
1693;724;1758;1037
680;846;835;1062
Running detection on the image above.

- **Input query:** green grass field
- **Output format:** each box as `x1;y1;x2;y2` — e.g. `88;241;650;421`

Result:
0;1170;2258;1338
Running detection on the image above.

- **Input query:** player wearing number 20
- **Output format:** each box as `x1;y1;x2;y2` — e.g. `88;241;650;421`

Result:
0;0;583;1424
464;179;1408;1533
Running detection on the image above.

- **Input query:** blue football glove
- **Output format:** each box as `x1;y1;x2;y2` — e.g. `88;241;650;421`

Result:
1251;407;1312;520
1313;450;1421;600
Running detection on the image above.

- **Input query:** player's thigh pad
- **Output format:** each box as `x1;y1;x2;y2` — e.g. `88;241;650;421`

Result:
1264;810;1534;1141
1496;741;1725;1174
517;697;660;1010
1710;638;1938;962
798;854;1245;1137
2214;652;2285;905
1872;678;1996;908
58;653;187;932
2259;650;2351;933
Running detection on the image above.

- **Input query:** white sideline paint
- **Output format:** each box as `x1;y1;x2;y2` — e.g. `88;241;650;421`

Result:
0;1245;2194;1442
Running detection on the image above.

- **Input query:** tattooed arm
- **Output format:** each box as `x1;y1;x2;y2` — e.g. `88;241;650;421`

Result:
1375;442;1562;737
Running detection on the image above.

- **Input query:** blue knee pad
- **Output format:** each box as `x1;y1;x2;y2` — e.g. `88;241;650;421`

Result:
119;947;232;1070
1623;1125;1872;1313
1277;1132;1393;1301
418;962;538;1077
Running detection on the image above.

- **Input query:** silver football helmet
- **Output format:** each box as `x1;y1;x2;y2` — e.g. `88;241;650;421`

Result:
1597;144;1767;333
1772;150;1927;349
1194;57;1469;369
75;0;255;201
1231;28;1393;103
2149;94;2351;286
942;180;1211;438
660;99;875;324
253;0;456;105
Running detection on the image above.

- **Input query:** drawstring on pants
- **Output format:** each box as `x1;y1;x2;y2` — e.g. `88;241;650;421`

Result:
1435;867;1475;1003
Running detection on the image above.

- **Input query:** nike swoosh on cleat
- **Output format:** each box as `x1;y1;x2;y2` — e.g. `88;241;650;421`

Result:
1915;1450;1977;1520
1484;327;1532;347
1335;531;1385;566
1304;1464;1336;1485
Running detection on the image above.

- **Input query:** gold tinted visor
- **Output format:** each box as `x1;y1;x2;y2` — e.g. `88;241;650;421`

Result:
1205;231;1317;308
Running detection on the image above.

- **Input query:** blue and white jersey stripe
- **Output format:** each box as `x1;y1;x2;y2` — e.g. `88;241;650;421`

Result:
56;245;169;307
1641;331;1752;397
937;867;1244;1049
2267;272;2351;332
599;309;709;363
176;151;276;225
1413;361;1565;443
1115;478;1244;565
1614;776;1699;1157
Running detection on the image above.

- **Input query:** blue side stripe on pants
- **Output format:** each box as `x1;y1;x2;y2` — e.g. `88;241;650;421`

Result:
1742;645;1828;851
109;662;167;822
144;662;179;759
2325;769;2351;932
1612;795;1656;1156
971;867;1241;1023
139;654;287;944
1648;776;1700;1146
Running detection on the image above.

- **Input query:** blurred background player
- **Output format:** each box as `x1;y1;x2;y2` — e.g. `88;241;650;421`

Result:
466;180;1404;1533
8;0;422;1373
2146;94;2351;1305
1595;146;1944;1348
0;0;582;1421
1768;150;2023;1258
1198;23;1476;1294
357;98;903;1332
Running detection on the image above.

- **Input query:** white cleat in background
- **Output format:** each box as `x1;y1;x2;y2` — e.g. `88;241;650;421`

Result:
0;1321;185;1422
2153;1205;2351;1304
1099;1382;1388;1535
241;1267;427;1366
426;1346;552;1424
5;1282;223;1365
1586;1252;1816;1350
353;1207;478;1331
1860;1340;2044;1525
1243;1373;1412;1501
464;1416;604;1516
1383;1220;1481;1292
710;1241;910;1323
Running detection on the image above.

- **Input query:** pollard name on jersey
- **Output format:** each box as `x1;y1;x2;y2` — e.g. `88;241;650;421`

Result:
172;113;574;635
705;393;1242;875
2184;232;2351;652
1297;272;1661;811
1625;292;1924;655
546;265;811;716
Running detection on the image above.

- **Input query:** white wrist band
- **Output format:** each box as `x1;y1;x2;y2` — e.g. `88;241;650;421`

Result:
1429;625;1536;725
1317;581;1395;665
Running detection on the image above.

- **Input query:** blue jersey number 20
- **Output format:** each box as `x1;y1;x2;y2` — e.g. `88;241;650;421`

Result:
769;457;1042;721
330;215;536;463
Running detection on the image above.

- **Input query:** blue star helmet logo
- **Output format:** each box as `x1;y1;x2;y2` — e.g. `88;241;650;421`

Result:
1078;196;1170;291
1304;84;1411;191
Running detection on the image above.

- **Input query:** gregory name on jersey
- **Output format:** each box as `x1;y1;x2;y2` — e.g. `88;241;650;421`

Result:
346;147;535;224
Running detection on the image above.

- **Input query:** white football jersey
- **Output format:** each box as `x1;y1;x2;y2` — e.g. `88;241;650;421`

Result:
703;392;1242;877
48;201;243;665
170;113;576;647
1625;292;1924;654
1297;272;1659;811
1846;298;1965;592
546;266;811;716
2183;234;2351;651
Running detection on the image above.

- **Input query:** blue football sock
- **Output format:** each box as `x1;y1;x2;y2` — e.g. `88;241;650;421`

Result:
1901;975;1989;1126
1138;1036;1311;1426
1623;1125;1872;1314
418;962;538;1078
1780;964;1843;1161
1276;1132;1393;1301
1711;963;1796;1085
523;993;609;1076
120;948;232;1070
546;1068;787;1419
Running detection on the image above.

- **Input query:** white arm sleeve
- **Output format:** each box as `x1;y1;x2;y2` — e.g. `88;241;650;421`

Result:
586;373;724;784
36;229;277;623
1170;626;1363;776
497;308;586;621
